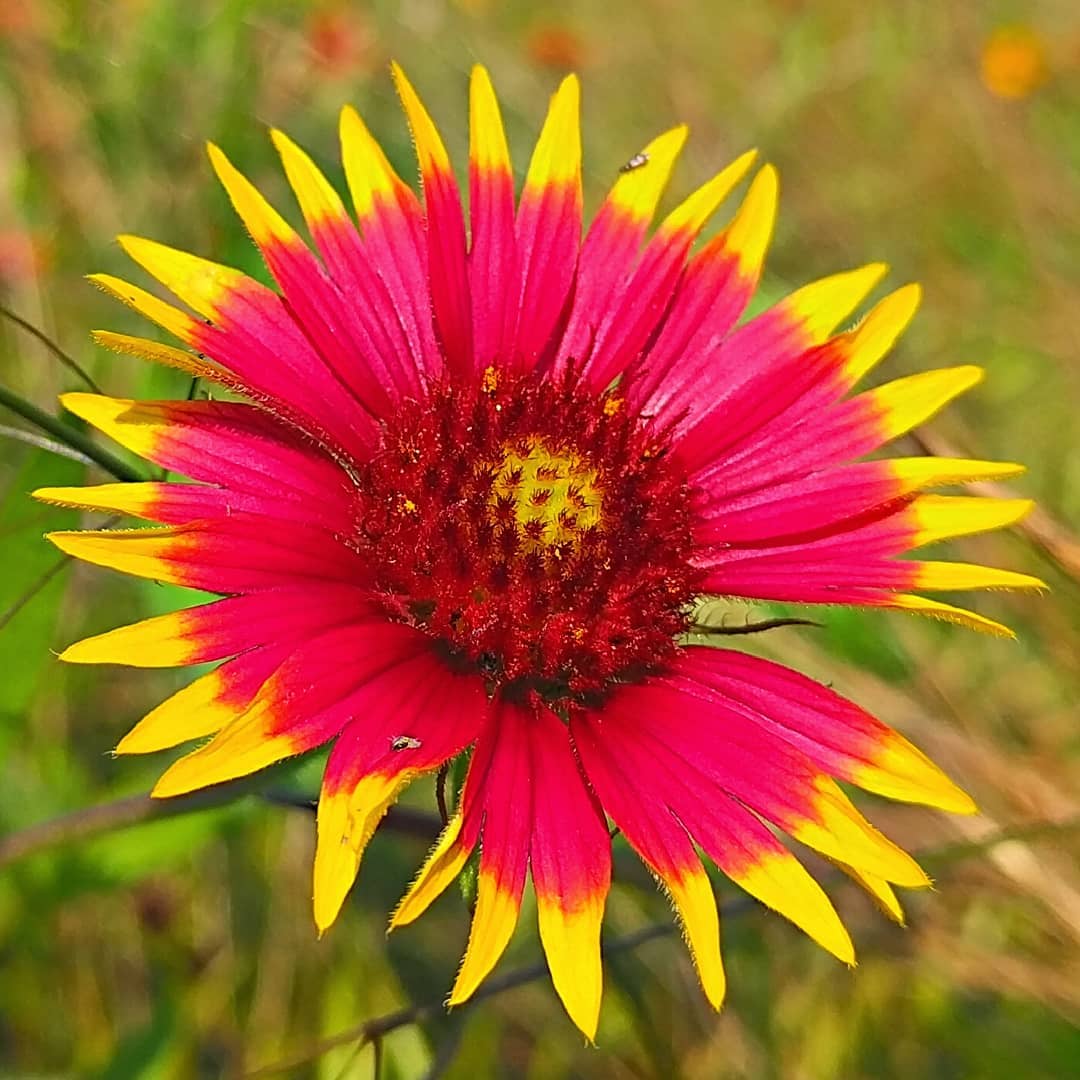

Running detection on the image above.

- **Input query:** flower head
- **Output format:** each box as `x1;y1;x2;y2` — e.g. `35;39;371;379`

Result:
980;25;1049;100
39;64;1042;1038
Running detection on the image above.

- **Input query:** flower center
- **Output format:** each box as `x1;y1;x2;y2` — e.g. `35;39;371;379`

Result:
349;368;700;703
491;440;603;552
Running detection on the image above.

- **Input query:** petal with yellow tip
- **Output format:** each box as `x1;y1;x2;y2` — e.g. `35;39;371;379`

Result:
583;150;759;390
663;864;727;1010
449;867;527;1007
206;143;293;247
654;150;759;242
716;819;855;964
34;482;163;522
837;862;906;925
56;585;372;669
571;709;727;1010
87;273;201;346
447;710;533;1005
836;283;922;385
558;125;690;371
390;813;474;930
888;456;1026;490
153;621;431;799
58;605;217;668
606;125;690;223
209;140;396;418
391;61;454;178
634;164;778;418
908;494;1034;547
48;515;364;592
31;480;308;526
529;710;610;1041
468;64;512;179
852;728;977;814
313;650;489;932
677;647;972;814
339;103;417;223
116;643;289;755
468;64;517;367
314;774;407;933
91;331;226;381
786;777;931;888
911;561;1046;593
150;706;299;799
717;163;779;280
117;235;247;322
885;593;1017;637
519;73;581;197
781;262;889;345
338;103;440;377
507;74;582;371
392;63;472;374
864;366;984;445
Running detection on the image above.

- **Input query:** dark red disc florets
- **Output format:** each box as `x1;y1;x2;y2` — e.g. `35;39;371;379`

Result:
348;367;700;703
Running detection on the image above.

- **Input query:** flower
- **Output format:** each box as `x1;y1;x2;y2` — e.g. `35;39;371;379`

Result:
38;65;1042;1039
980;25;1049;100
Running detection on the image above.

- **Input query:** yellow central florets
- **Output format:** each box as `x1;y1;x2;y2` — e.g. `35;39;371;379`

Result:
491;440;603;551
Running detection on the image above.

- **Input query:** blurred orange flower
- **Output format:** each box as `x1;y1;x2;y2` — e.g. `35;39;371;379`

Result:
527;24;586;71
306;6;373;76
0;228;49;285
980;25;1049;100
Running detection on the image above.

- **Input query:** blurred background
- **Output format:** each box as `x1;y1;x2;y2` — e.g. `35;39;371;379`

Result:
2;1;1079;1076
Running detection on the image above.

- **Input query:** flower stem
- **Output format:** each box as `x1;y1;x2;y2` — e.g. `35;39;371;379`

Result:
0;382;143;482
0;301;103;394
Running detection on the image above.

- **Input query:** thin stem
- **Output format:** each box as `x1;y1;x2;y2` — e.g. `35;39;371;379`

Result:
0;382;143;482
327;1037;368;1080
688;616;822;636
0;781;442;869
0;423;97;466
242;817;1080;1078
435;764;450;827
242;919;685;1079
0;513;120;634
0;554;72;633
0;301;103;394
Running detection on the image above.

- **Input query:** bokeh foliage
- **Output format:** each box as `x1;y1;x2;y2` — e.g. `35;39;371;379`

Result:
1;1;1078;1076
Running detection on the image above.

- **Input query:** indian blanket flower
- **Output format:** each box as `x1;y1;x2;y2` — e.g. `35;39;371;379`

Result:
38;65;1041;1038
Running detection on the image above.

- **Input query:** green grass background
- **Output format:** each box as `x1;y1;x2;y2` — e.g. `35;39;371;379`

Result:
2;2;1079;1077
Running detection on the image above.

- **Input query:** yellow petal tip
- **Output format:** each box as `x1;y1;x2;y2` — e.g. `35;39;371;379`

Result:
115;233;147;258
114;719;194;757
787;262;890;343
56;640;94;664
114;730;150;755
149;767;198;800
43;530;76;554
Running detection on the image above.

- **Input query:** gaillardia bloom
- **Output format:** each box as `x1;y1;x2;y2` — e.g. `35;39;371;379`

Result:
40;65;1040;1037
